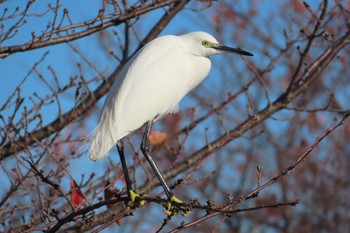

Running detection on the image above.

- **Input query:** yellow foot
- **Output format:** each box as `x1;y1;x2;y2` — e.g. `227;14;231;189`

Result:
181;209;191;217
165;196;190;217
127;190;145;209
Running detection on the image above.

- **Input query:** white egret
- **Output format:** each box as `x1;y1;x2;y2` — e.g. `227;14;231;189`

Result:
89;31;253;214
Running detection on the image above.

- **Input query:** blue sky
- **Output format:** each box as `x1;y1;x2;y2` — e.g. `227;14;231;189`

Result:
1;0;342;232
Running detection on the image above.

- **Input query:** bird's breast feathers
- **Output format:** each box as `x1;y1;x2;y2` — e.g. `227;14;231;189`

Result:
98;35;211;142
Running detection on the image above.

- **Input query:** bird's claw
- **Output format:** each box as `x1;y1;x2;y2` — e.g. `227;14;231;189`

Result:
165;196;190;217
181;209;191;217
126;190;145;209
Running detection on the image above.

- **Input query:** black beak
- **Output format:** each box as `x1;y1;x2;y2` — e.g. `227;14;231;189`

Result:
212;45;253;56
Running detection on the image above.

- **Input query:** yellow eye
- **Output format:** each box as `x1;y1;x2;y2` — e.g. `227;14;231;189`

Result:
202;40;209;47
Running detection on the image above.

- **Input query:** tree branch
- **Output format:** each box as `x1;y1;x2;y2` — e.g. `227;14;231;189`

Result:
0;0;184;58
0;0;191;161
138;30;350;197
59;29;350;233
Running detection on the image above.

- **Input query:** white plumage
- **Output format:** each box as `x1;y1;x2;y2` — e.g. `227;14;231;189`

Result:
89;31;252;161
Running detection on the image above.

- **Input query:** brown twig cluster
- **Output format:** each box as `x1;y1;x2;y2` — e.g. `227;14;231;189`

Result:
1;0;350;232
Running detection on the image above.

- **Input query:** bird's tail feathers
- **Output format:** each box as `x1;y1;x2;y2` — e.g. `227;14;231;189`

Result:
88;123;116;161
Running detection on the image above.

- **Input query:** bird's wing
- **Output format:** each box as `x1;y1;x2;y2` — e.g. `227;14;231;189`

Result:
89;36;189;160
116;35;190;131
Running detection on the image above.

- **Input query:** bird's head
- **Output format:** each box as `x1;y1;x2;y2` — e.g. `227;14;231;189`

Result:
179;31;253;57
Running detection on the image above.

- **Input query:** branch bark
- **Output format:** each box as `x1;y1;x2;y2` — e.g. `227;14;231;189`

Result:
62;30;350;233
0;0;184;58
140;31;350;195
0;0;191;161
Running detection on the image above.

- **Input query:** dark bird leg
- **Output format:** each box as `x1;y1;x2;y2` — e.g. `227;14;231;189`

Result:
140;120;173;198
116;139;144;206
141;120;189;216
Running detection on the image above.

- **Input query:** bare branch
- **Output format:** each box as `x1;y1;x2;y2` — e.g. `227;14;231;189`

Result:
0;0;185;58
0;0;192;160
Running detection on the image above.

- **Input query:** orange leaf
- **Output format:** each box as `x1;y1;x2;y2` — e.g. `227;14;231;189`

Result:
148;130;167;146
291;0;305;14
340;55;348;68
